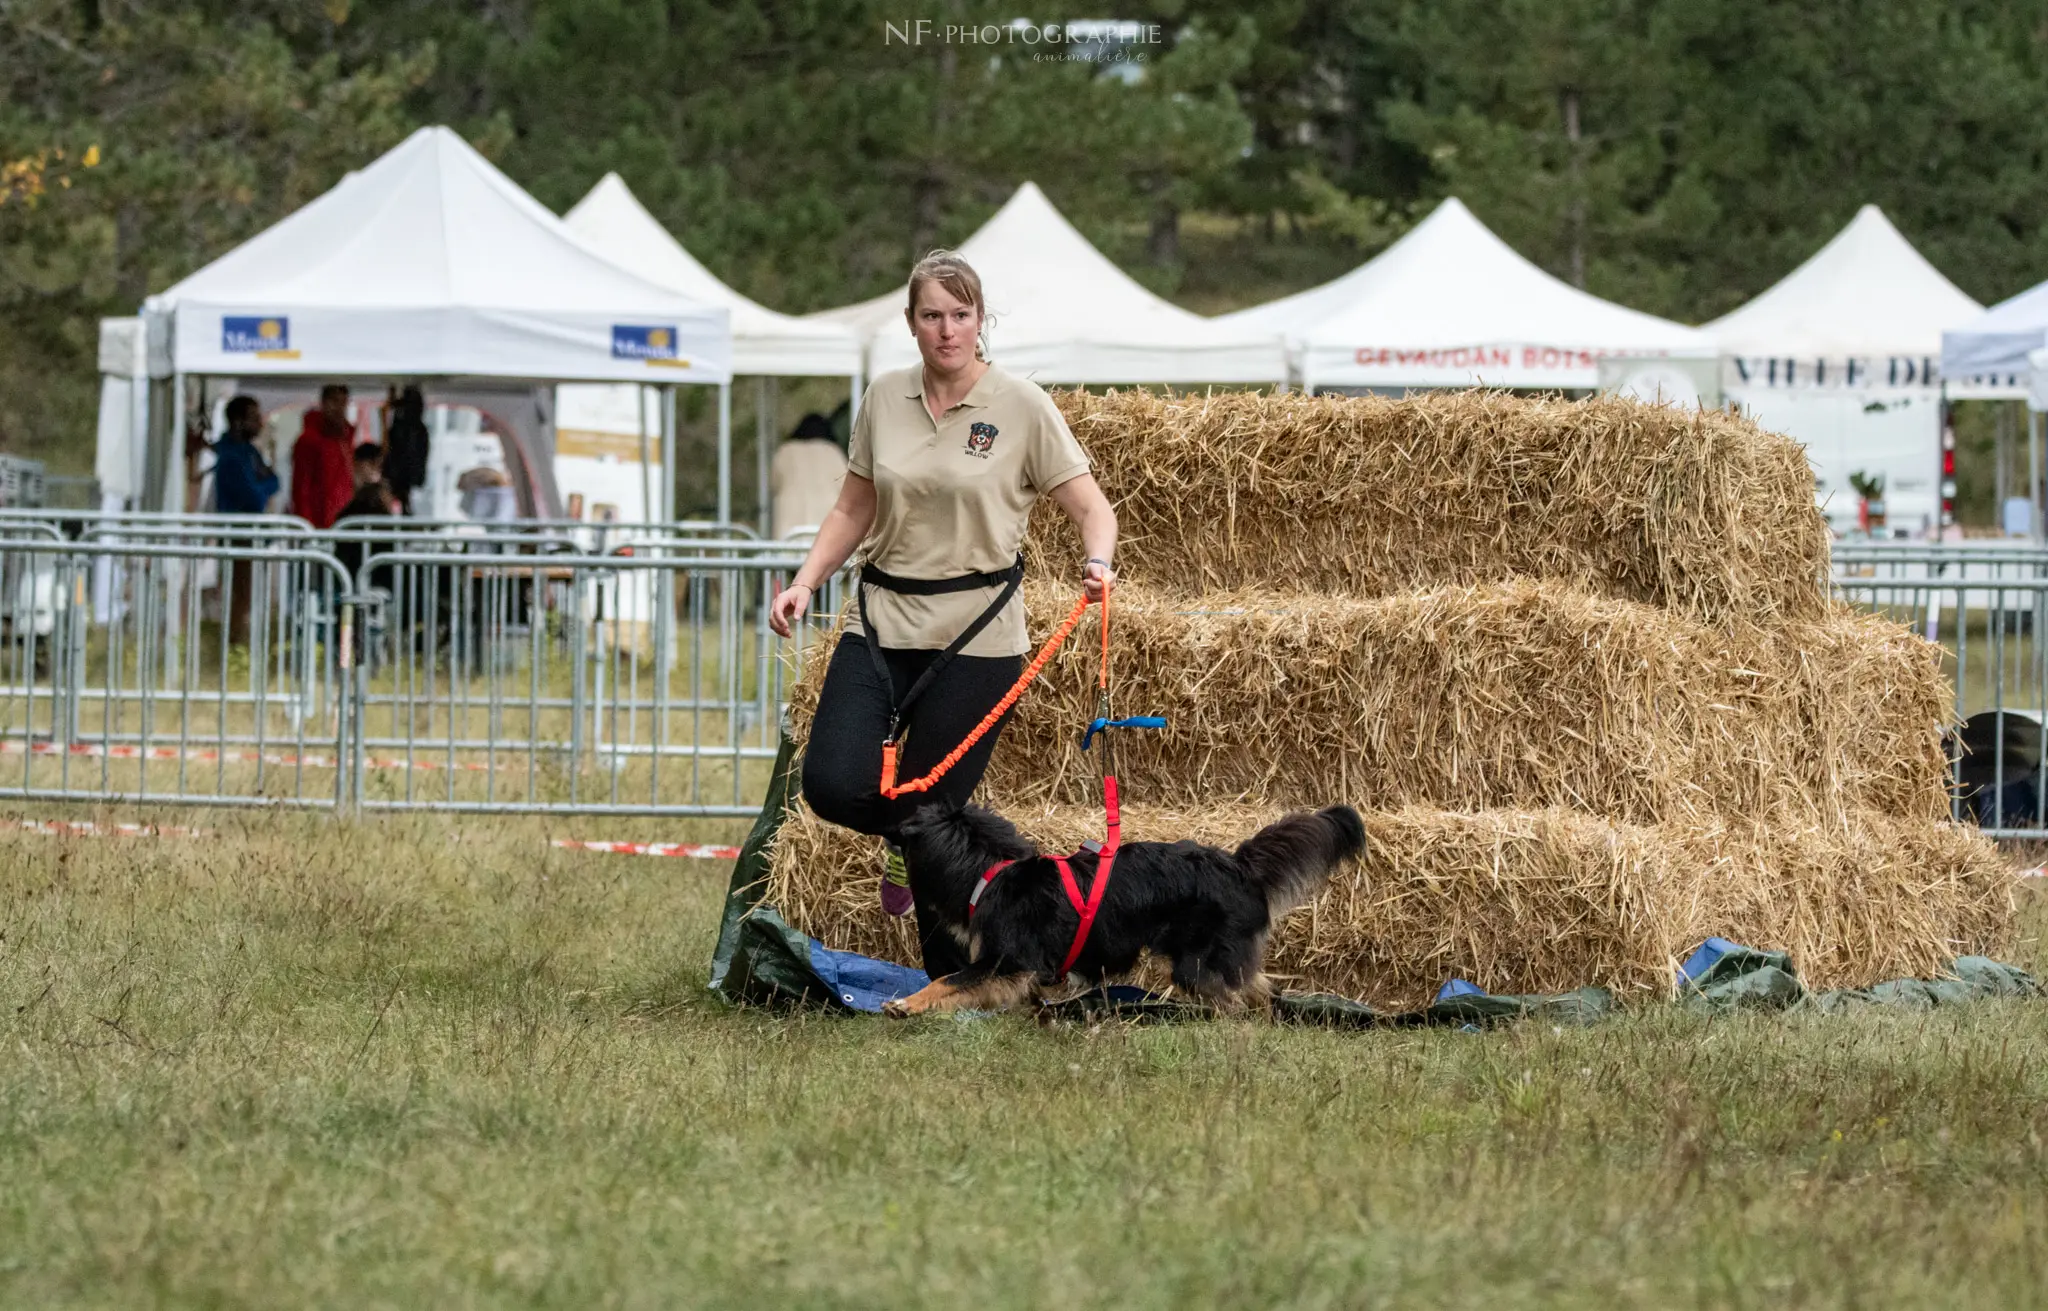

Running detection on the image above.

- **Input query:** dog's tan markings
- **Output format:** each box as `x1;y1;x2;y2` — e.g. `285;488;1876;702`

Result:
882;973;1036;1018
882;977;963;1017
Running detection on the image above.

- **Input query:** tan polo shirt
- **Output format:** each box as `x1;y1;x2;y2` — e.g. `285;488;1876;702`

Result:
846;362;1091;657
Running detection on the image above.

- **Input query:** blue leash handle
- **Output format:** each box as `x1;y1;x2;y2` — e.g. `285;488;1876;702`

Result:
1080;715;1166;752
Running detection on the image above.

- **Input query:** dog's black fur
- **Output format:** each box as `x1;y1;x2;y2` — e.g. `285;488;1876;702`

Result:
883;801;1366;1016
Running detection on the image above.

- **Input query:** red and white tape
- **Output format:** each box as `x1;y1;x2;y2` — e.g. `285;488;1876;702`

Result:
3;817;735;856
4;818;209;839
551;838;742;859
3;741;493;772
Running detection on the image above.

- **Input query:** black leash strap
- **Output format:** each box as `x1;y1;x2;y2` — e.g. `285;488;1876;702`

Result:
858;553;1025;741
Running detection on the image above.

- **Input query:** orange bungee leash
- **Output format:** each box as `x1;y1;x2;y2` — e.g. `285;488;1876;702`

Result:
884;577;1164;979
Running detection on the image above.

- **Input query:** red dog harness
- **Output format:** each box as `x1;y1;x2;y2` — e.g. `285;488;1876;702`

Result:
929;581;1153;982
968;776;1120;979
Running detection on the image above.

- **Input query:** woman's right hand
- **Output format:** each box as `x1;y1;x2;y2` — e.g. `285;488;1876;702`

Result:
768;582;813;638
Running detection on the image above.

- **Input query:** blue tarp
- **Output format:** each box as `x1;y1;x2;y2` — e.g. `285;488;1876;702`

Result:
806;940;929;1013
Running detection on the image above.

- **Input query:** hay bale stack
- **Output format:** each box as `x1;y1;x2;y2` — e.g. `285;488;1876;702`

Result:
763;798;2014;1011
1028;388;1832;624
768;388;2010;1005
785;580;1951;827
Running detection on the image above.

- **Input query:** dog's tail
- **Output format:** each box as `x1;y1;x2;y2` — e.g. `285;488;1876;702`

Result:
1234;804;1366;919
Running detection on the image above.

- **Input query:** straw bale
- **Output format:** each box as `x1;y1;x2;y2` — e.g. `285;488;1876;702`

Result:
760;386;1982;1012
1768;603;1952;825
763;797;2014;1012
1028;388;1832;623
783;580;1952;827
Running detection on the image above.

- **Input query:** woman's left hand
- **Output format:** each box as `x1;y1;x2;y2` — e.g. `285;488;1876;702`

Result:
1084;558;1115;603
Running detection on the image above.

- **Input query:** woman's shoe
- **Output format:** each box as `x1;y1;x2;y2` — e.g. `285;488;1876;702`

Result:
881;841;915;917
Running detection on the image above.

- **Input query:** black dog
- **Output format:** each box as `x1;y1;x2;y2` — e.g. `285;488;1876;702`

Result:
882;802;1366;1017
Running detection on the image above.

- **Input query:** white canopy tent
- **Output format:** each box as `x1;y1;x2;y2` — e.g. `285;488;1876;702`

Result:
561;172;862;531
112;125;732;518
1217;197;1710;392
1707;204;1987;536
1946;265;2048;543
1945;282;2048;385
813;181;1287;385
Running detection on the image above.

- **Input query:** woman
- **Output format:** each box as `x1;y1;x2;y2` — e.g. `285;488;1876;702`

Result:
767;251;1117;978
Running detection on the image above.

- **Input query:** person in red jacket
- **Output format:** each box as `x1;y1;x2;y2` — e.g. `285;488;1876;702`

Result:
291;384;358;529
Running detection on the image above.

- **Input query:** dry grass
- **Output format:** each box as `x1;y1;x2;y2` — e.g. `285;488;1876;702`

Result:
4;810;2048;1305
765;797;2016;1011
1028;388;1834;625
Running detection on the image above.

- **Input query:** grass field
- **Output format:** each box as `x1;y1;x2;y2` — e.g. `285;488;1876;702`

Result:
2;809;2046;1308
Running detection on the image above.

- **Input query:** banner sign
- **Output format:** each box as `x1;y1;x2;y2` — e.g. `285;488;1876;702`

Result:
611;324;688;367
221;316;296;357
1351;344;1645;373
1722;355;1940;390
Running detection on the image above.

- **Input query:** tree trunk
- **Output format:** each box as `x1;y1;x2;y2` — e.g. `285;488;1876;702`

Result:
911;5;959;257
1562;85;1586;288
1148;196;1180;266
114;201;149;309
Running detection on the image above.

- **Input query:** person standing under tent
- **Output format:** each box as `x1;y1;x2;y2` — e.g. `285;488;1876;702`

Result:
382;384;431;515
212;396;279;516
332;444;398;587
770;411;849;537
211;395;280;644
767;251;1118;980
290;383;358;530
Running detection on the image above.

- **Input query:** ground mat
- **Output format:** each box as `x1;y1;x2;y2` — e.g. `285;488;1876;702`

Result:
708;737;2040;1023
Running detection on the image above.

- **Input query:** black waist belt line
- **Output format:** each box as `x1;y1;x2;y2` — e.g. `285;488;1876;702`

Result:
856;553;1025;738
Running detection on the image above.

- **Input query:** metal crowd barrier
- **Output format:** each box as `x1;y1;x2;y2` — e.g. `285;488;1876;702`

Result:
344;549;836;814
0;537;354;808
1833;542;2048;839
25;521;2043;832
0;519;838;816
0;508;316;537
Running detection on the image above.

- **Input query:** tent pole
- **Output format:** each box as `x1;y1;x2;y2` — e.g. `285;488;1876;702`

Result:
2023;409;2039;548
716;381;732;526
637;384;654;527
1996;401;2010;529
756;376;774;537
162;370;191;688
130;359;150;511
167;371;186;514
662;385;678;525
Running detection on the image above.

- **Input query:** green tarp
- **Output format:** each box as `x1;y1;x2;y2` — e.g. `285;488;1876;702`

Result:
710;733;2041;1023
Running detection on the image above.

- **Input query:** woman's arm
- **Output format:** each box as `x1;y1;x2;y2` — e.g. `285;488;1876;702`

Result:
767;473;877;637
1047;473;1118;601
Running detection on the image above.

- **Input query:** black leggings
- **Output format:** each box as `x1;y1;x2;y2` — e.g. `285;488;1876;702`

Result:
800;634;1022;974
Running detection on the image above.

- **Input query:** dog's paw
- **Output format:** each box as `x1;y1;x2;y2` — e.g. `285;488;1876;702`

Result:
881;998;914;1018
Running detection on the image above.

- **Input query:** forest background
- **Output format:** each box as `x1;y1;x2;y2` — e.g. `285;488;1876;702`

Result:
6;0;2046;521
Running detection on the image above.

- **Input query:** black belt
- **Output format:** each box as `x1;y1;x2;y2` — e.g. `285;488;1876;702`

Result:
857;553;1025;741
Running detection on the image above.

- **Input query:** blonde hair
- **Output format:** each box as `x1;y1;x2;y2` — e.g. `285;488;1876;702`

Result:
906;250;991;362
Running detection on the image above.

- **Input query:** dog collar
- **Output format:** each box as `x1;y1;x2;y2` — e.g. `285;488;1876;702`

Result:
968;860;1014;918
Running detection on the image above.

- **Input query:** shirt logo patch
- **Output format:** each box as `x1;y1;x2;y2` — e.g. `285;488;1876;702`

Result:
965;421;999;458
